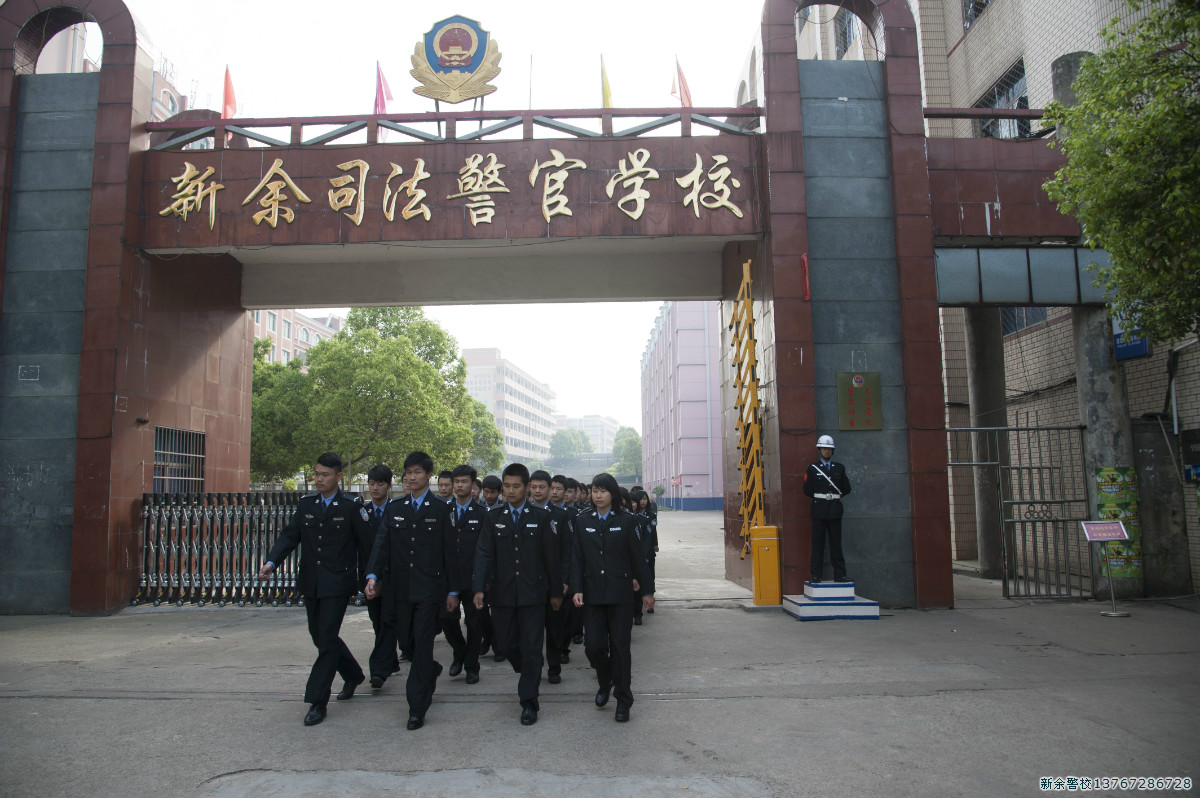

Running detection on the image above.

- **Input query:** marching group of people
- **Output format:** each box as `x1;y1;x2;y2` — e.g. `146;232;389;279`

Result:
257;450;660;730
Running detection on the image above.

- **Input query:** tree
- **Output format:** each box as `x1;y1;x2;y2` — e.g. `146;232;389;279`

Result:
652;484;665;499
612;426;642;479
467;397;504;472
549;428;592;463
1044;1;1200;341
251;338;311;482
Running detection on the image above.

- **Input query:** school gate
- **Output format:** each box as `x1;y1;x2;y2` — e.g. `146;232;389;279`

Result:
0;0;1099;614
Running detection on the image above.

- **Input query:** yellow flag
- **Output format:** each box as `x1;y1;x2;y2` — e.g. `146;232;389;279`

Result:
601;55;613;108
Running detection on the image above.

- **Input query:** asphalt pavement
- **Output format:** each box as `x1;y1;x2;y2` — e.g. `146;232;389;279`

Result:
1;510;1197;797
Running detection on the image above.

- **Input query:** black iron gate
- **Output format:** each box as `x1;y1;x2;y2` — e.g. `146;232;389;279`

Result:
947;424;1093;598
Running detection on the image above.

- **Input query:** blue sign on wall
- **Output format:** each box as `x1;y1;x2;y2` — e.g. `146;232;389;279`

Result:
1112;313;1150;361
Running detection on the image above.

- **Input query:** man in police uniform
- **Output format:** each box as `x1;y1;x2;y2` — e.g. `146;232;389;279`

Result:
473;463;562;725
528;469;572;683
441;463;488;684
258;451;375;727
803;435;852;583
364;451;460;730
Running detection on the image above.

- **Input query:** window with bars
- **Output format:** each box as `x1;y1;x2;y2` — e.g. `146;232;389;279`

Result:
975;60;1030;139
962;0;992;30
1001;306;1048;336
153;426;205;493
834;9;858;59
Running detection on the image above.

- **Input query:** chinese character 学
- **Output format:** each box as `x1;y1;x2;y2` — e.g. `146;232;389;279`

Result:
677;153;744;219
605;148;659;221
328;159;369;226
448;153;510;226
529;148;587;222
242;158;311;228
383;159;432;223
159;162;224;230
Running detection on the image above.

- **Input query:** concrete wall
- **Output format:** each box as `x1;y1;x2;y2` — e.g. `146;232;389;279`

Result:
0;72;98;613
800;60;913;605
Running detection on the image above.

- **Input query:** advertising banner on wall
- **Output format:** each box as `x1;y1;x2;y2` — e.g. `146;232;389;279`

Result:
1094;466;1143;578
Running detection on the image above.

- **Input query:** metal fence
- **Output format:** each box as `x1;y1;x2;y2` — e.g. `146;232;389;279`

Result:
133;492;318;607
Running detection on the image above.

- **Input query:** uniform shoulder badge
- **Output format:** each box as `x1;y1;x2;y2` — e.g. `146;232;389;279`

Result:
359;507;370;522
410;16;502;104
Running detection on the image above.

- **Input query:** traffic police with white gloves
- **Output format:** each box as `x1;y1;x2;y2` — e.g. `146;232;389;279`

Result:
802;435;852;583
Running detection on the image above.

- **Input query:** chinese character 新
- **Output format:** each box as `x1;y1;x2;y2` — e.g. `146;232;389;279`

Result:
529;148;587;222
448;153;510;226
242;158;312;228
605;148;659;221
159;162;224;230
382;159;432;222
677;153;744;219
328;159;369;226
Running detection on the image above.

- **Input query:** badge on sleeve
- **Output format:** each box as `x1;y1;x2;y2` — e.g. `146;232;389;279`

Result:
360;508;370;522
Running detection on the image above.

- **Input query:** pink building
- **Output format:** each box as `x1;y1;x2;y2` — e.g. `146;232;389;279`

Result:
641;301;724;510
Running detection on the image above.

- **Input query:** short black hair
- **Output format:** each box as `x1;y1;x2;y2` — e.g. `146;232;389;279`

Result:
367;464;393;484
590;472;621;501
452;464;478;481
502;463;530;484
551;474;568;488
438;470;453;481
403;451;434;473
566;477;579;490
631;485;643;492
317;452;343;472
630;489;647;504
475;478;483;488
529;469;552;485
481;474;502;490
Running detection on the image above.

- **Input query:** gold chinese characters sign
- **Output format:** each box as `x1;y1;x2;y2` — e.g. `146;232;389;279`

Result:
837;372;882;431
146;139;756;246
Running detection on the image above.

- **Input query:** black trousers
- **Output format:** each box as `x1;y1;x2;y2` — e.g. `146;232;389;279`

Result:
544;597;567;675
440;597;485;674
370;598;442;718
303;594;364;706
366;595;399;675
810;517;847;580
584;602;635;709
490;603;545;707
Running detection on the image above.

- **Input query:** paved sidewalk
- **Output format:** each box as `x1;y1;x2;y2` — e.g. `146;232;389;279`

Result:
1;512;1197;797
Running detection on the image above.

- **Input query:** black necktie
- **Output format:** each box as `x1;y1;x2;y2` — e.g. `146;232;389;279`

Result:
511;509;519;525
375;506;382;520
458;505;464;520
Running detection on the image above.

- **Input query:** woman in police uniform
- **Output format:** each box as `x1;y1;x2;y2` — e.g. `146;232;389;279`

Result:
569;473;654;722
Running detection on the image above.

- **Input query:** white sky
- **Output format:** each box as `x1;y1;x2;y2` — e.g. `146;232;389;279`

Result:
117;0;766;430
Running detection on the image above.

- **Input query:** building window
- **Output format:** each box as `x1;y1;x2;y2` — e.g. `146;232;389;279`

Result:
282;319;291;339
313;333;321;343
300;328;310;343
265;348;274;362
282;349;291;363
962;0;991;30
153;426;205;493
253;310;260;324
976;60;1030;139
267;311;277;332
834;9;858;59
1001;306;1048;335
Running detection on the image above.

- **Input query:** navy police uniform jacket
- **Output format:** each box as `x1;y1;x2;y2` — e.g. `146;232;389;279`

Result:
267;490;374;599
447;500;490;593
568;508;654;605
803;461;852;520
472;503;561;607
365;492;459;603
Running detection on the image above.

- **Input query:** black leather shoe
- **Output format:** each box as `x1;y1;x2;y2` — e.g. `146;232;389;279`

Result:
559;651;570;664
465;672;479;685
835;575;850;583
336;677;363;700
595;683;612;707
633;617;642;626
370;675;384;689
647;607;654;614
303;704;327;726
520;706;538;725
572;634;583;645
406;715;424;730
614;705;630;722
493;652;506;662
548;672;562;684
809;576;822;584
480;640;491;656
449;658;463;677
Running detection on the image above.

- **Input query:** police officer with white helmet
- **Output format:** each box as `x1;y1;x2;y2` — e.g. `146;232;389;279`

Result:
803;435;852;583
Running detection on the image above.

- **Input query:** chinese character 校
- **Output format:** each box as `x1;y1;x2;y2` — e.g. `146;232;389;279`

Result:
242;158;312;228
159;162;224;230
677;153;744;219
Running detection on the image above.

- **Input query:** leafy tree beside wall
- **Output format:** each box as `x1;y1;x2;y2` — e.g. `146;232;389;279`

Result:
612;426;643;480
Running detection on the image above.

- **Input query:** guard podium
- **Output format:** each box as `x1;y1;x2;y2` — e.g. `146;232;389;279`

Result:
783;580;880;621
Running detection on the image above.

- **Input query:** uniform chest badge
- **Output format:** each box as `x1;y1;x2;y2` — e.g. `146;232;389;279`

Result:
359;508;370;521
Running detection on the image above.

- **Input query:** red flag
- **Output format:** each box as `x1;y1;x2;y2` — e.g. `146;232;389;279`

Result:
374;61;393;115
221;66;237;119
670;57;693;107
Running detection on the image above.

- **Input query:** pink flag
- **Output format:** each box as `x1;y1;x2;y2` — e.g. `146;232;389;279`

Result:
670;57;693;107
222;66;237;118
374;61;393;115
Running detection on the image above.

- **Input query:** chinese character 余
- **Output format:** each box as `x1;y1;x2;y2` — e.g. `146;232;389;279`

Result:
677;153;744;219
382;159;432;222
241;158;312;228
605;148;660;221
328;159;369;226
529;148;587;222
159;162;224;230
447;153;510;226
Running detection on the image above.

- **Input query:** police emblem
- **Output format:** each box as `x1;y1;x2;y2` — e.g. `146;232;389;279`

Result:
410;16;502;104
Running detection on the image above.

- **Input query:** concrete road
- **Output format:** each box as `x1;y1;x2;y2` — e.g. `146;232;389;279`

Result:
1;511;1197;797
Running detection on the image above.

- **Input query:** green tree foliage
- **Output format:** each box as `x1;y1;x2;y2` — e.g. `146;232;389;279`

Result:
251;338;311;482
467;397;504;472
550;428;592;463
612;426;642;479
652;484;666;498
1044;0;1200;341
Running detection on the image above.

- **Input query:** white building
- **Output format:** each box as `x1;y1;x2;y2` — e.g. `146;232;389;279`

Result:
464;348;556;464
554;414;620;454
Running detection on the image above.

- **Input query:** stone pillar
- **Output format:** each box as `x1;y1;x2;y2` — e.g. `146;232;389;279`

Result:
1132;416;1193;596
964;307;1008;578
1074;308;1140;598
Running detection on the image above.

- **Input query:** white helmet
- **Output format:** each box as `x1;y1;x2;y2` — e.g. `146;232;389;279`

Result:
816;435;836;449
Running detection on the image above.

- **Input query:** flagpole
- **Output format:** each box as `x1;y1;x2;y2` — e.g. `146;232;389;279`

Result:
529;53;533;111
